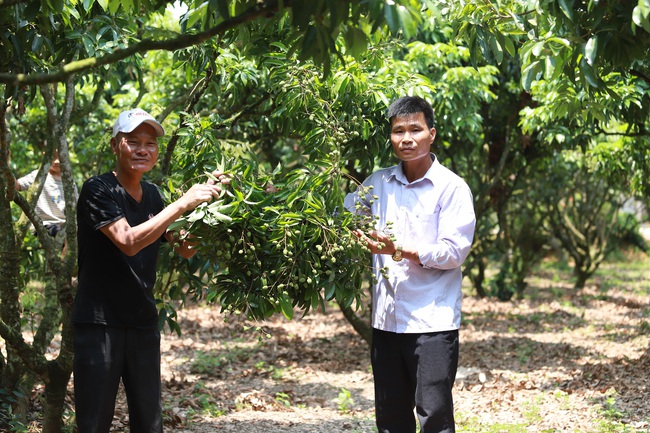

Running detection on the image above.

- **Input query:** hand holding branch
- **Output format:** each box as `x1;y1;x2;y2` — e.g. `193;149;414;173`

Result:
352;229;397;255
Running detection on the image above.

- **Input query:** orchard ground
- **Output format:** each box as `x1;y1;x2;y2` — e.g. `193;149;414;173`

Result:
31;250;650;432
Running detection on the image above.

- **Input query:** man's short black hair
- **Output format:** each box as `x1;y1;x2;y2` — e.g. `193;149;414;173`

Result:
387;96;435;129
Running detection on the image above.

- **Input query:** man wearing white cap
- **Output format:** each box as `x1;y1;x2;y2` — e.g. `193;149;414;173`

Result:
72;108;228;433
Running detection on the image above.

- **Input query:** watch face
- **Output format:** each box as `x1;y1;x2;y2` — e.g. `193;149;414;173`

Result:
392;249;403;262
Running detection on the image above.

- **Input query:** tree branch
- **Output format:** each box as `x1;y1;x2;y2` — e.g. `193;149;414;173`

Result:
0;98;15;202
161;67;214;176
0;317;48;375
0;1;283;86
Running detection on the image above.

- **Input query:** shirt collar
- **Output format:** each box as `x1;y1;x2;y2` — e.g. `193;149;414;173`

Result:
389;153;438;186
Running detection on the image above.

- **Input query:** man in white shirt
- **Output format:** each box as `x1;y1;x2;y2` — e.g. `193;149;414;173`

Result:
16;149;76;239
344;96;476;433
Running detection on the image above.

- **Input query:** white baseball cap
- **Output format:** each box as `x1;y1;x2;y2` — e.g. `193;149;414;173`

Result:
112;108;165;137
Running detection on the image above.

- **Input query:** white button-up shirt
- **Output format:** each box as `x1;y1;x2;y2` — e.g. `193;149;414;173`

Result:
344;155;476;333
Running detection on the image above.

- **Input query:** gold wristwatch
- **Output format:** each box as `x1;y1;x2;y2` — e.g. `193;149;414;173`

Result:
392;244;403;262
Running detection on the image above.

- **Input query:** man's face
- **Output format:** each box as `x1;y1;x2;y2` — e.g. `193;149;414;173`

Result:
112;123;159;175
49;149;61;175
390;112;436;163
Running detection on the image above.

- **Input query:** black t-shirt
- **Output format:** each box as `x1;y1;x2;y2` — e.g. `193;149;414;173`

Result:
73;172;165;329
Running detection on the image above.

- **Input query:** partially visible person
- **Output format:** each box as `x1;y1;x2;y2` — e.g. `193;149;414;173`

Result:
15;148;76;238
72;108;229;433
344;96;476;433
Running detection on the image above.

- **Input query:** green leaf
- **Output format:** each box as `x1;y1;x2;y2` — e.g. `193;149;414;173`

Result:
31;35;44;52
310;289;320;310
584;36;597;66
304;197;323;211
558;0;574;21
82;35;95;57
579;57;599;88
109;0;124;14
344;27;368;60
501;33;516;58
167;219;187;233
186;209;205;222
633;2;650;33
521;59;542;91
489;33;503;64
279;295;294;320
331;72;348;95
395;3;419;39
208;211;233;223
531;41;545;57
186;3;208;29
384;3;400;35
51;0;64;12
544;55;557;79
324;283;335;300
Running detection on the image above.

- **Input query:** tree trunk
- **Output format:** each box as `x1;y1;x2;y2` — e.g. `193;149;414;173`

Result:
41;360;73;433
0;86;77;433
470;259;487;298
38;269;75;433
0;99;30;426
337;301;372;345
573;269;590;290
33;271;61;352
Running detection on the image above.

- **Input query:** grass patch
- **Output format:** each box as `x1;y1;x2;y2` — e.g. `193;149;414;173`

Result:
254;360;285;380
190;344;258;374
594;394;637;433
336;388;354;414
456;415;527;433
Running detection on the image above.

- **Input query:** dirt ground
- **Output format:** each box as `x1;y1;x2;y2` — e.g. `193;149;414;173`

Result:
21;254;650;432
120;256;650;433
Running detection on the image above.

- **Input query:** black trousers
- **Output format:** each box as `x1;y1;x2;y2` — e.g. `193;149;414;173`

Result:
73;324;163;433
371;328;459;433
